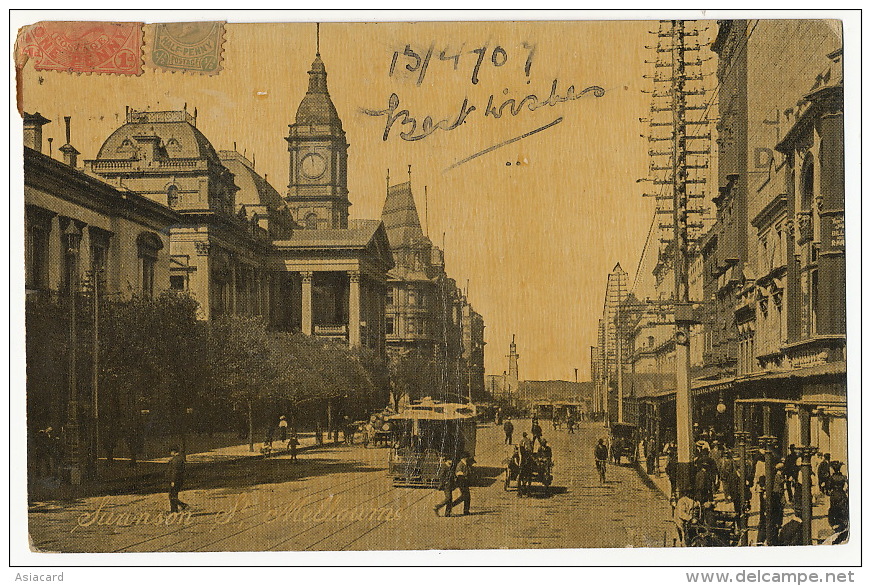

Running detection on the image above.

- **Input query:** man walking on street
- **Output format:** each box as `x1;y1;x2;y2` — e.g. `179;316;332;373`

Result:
452;452;473;516
503;418;514;444
167;446;188;513
595;438;608;483
433;457;456;517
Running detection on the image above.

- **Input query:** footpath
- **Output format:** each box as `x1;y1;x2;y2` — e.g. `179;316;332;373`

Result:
635;455;837;545
28;432;344;503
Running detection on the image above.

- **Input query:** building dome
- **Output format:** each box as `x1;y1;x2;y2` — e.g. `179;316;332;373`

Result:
96;110;223;165
294;54;342;128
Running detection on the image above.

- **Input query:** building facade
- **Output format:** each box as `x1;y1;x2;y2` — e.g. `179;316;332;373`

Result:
380;176;484;401
84;51;394;354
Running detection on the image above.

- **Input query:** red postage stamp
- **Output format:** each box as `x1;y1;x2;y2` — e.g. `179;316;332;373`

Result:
15;21;143;75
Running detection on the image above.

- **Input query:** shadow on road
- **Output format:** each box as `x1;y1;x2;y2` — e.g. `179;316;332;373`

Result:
29;453;384;508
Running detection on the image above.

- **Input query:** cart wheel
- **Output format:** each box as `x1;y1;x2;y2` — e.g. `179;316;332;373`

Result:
689;532;725;547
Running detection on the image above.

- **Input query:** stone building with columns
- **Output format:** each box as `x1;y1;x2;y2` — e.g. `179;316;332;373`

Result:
83;51;394;354
24;112;180;438
24;113;178;304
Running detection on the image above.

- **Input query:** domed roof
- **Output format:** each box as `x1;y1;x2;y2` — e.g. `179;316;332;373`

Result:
294;54;342;128
219;150;283;209
96;110;222;164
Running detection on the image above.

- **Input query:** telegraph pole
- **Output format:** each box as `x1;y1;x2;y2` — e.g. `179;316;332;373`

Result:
640;20;711;493
671;19;694;488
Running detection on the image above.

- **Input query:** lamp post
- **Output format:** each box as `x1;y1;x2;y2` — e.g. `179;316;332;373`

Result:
63;223;83;485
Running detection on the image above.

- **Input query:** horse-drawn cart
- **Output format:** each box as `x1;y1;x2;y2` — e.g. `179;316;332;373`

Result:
504;447;553;496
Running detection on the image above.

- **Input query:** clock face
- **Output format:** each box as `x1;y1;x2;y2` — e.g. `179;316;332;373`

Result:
300;152;327;179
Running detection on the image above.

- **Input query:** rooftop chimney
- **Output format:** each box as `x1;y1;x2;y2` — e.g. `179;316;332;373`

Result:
58;116;79;167
23;112;51;153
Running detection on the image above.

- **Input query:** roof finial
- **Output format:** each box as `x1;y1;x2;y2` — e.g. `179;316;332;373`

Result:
407;164;412;183
316;22;320;56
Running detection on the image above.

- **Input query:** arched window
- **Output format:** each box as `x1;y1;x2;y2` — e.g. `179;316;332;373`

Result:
137;232;164;299
305;212;318;230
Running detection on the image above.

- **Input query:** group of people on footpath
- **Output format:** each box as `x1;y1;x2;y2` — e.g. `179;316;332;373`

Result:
262;415;301;461
661;437;849;546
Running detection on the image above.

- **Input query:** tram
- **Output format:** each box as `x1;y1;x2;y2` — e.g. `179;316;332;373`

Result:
387;398;477;487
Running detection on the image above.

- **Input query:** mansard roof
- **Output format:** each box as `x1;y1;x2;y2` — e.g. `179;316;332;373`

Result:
381;180;428;250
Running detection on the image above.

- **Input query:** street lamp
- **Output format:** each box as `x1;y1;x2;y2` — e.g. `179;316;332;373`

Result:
63;223;83;485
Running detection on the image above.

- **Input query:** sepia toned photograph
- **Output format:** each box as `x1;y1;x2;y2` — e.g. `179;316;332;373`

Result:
12;11;856;561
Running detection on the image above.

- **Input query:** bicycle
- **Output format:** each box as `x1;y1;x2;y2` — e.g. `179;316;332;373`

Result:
595;458;607;483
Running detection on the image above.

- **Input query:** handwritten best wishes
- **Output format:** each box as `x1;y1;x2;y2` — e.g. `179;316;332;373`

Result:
363;41;606;142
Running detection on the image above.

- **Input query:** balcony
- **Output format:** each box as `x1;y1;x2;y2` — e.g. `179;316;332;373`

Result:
314;324;348;340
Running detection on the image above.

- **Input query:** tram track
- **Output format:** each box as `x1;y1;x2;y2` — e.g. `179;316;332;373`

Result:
113;448;388;553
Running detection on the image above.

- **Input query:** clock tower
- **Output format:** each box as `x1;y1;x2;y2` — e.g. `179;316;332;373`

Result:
286;51;350;229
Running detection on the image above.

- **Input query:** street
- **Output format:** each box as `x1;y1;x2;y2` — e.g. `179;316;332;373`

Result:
29;420;675;552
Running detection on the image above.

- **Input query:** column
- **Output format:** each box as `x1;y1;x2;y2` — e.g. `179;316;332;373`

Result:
348;271;361;347
798;405;815;545
301;271;313;335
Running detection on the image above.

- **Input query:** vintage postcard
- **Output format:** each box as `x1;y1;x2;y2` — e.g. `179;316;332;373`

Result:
12;10;859;567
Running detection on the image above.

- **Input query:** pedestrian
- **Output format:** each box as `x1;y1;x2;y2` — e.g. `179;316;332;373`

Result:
771;462;787;541
827;461;848;533
784;444;799;503
167;446;188;513
520;432;534;454
674;490;699;546
288;432;300;462
452;452;473;515
531;419;543;444
755;474;768;545
278;415;288;443
537;438;552;461
646;438;657;474
595;438;608;483
343;416;355;445
433;457;456;517
817;453;832;495
503;418;514;444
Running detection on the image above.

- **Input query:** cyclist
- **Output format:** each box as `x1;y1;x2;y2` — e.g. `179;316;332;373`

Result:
594;438;608;483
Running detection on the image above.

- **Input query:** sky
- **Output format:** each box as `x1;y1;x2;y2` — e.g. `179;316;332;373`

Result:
17;17;710;381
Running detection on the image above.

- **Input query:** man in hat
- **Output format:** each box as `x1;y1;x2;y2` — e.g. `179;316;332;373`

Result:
167;446;188;513
452;452;473;515
433;457;456;517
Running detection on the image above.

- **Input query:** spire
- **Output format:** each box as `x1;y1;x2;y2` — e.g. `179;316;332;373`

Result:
294;43;341;126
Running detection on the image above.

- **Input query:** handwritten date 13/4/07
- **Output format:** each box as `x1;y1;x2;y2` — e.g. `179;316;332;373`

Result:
390;42;536;86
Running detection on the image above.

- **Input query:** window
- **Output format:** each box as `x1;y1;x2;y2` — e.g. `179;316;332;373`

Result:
61;221;83;295
304;212;318;230
810;268;819;335
385;316;394;335
408;289;417;306
90;228;111;291
648;336;655;348
167;185;180;208
137;232;164;299
407;318;417;334
25;209;52;291
170;275;186;291
386;287;394;305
